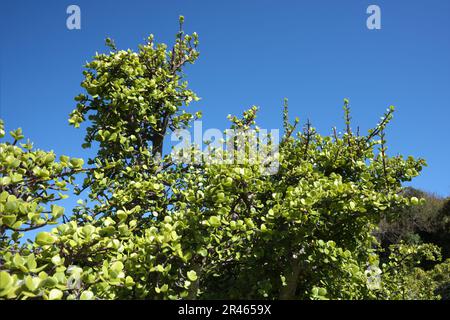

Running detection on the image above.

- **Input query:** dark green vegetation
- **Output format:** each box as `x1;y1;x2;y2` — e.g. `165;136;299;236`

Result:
1;18;449;300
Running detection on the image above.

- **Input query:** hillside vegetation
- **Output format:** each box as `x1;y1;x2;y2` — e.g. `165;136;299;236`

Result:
1;18;449;300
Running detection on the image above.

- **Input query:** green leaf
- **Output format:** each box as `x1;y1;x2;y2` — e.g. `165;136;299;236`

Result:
81;225;96;237
197;248;208;257
51;205;65;218
260;224;268;232
0;271;13;290
69;158;84;169
125;276;135;287
26;254;37;270
160;284;168;293
80;290;94;300
25;276;41;291
13;254;25;268
1;215;17;227
217;192;225;202
0;176;11;186
10;128;24;141
349;201;356;210
48;288;63;300
5;198;18;212
111;261;124;273
51;255;62;266
318;287;327;296
208;216;220;228
187;270;198;282
10;173;23;183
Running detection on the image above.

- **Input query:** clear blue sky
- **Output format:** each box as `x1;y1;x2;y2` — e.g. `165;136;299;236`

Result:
1;0;449;203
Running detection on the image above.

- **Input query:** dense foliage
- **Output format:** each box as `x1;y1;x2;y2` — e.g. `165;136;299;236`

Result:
1;17;449;300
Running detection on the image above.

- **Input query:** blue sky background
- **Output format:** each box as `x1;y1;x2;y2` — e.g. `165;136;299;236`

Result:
1;0;449;234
